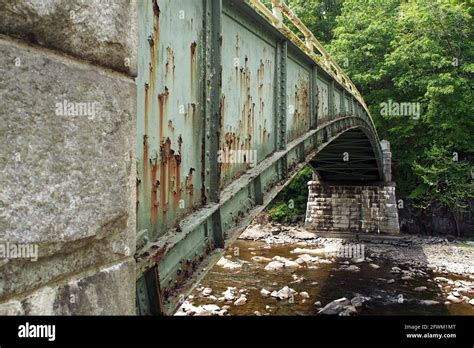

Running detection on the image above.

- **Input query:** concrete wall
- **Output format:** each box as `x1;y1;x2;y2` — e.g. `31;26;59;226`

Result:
0;0;137;314
305;181;400;234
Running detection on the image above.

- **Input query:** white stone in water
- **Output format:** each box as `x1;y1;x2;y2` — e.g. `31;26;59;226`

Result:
271;286;297;300
414;286;427;292
314;301;322;307
351;297;363;308
291;246;339;255
202;304;220;313
264;260;285;271
446;295;462;303
201;288;212;296
299;291;310;299
254;311;262;316
338;265;360;272
387;279;395;284
419;300;439;305
260;289;271;297
272;256;300;268
216;257;242;270
222;288;236;301
318;298;350;315
469;299;474;306
194;306;212;316
391;266;402;274
339;305;357;316
369;263;380;269
234;295;247;306
397;294;404;304
251;256;272;262
352;257;365;264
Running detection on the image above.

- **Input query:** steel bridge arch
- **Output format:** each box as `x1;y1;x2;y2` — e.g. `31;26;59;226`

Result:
135;0;388;315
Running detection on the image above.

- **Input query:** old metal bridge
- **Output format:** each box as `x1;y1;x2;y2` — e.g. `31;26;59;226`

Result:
135;0;387;315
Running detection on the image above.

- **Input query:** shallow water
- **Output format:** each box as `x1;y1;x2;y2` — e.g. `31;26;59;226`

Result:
187;240;474;316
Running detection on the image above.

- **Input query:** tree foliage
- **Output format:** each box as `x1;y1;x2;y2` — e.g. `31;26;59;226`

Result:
326;0;473;226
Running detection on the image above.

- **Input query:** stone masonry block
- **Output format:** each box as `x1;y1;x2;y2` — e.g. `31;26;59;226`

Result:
0;37;136;298
0;0;137;76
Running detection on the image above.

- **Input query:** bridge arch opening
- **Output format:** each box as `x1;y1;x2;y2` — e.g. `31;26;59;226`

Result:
309;128;384;183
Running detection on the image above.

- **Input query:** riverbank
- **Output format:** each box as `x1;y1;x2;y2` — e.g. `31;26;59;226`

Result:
175;222;474;316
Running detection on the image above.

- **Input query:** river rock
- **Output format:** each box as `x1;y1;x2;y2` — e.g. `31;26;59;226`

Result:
350;296;364;308
314;301;322;307
369;263;380;269
339;305;357;316
446;295;462;303
222;287;237;301
387;279;395;284
352;257;365;264
414;286;427;292
419;300;439;305
469;299;474;306
202;304;220;314
201;288;213;296
234;295;247;306
338;264;360;272
272;256;301;268
299;291;310;299
216;257;242;270
260;289;271;297
264;260;285;271
318;298;350;315
271;286;297;300
391;266;402;274
251;256;272;262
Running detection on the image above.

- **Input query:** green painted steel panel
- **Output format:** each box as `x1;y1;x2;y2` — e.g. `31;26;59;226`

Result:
334;89;341;115
137;0;206;241
286;56;311;142
317;77;329;123
219;11;277;189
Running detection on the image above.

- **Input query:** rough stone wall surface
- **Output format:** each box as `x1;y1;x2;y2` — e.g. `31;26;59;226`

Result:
0;1;137;315
305;181;400;234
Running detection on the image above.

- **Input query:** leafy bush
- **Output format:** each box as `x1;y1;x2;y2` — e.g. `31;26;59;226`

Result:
267;166;313;224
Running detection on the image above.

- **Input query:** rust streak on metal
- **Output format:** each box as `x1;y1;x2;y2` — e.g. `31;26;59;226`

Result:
158;87;169;143
185;167;195;209
151;159;159;228
190;41;197;98
143;134;149;195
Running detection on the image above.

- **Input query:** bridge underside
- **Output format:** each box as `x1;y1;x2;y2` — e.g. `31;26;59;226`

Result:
310;128;382;182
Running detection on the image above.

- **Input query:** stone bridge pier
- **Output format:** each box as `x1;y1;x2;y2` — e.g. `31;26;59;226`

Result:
305;140;400;234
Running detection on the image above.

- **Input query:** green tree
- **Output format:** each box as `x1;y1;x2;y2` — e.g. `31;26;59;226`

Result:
327;0;473;234
411;146;474;236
